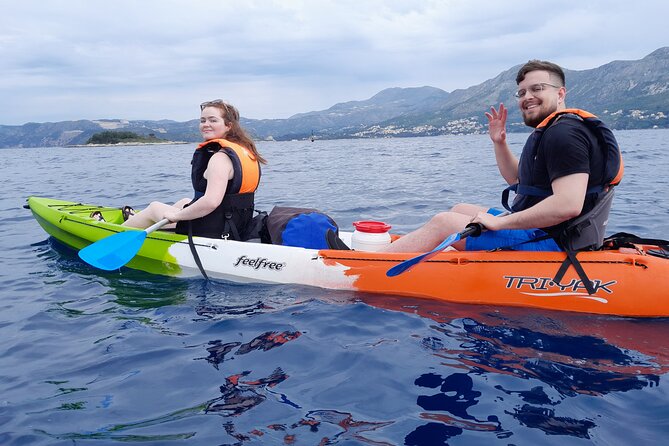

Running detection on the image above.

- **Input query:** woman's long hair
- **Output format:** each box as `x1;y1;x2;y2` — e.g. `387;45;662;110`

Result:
201;100;267;164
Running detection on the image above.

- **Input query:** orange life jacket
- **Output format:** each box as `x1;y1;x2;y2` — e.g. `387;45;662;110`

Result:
195;138;261;194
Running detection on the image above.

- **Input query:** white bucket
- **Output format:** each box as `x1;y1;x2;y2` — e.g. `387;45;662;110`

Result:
351;221;392;251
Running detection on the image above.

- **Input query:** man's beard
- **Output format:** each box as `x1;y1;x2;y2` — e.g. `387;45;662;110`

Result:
523;103;558;128
523;114;544;128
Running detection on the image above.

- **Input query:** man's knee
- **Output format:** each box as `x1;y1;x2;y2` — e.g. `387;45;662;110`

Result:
450;203;469;214
450;202;484;215
428;211;455;228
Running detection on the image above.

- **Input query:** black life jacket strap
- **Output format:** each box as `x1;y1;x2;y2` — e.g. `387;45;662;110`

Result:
186;220;209;281
501;184;517;212
223;213;241;241
220;192;254;240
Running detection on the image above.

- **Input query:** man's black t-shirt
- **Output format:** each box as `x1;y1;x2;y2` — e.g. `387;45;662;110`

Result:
522;116;605;232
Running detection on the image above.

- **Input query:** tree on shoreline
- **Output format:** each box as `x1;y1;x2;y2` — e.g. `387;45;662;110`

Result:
86;131;165;144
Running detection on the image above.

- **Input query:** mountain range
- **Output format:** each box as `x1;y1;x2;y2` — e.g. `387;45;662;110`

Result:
2;47;668;148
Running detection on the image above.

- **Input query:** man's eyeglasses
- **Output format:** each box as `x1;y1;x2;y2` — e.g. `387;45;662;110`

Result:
200;99;227;110
514;83;562;99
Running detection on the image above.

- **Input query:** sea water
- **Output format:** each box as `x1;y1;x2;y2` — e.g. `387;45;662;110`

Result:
1;130;669;445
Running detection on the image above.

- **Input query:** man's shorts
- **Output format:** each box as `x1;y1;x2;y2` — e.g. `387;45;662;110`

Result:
464;208;562;252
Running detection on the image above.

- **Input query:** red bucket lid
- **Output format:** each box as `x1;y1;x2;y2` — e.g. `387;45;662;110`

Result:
353;220;391;233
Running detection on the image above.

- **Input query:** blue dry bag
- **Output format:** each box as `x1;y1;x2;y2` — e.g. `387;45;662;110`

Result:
266;206;338;249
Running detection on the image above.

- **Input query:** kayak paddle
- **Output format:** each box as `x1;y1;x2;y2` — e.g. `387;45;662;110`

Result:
386;223;482;277
78;218;170;271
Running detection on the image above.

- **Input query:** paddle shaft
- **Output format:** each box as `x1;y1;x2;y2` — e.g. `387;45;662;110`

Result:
146;218;171;234
386;210;512;277
386;223;482;277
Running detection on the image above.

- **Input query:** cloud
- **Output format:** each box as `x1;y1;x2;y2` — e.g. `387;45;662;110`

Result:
0;0;667;125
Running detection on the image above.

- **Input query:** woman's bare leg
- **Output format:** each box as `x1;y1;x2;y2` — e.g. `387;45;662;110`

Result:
123;201;182;229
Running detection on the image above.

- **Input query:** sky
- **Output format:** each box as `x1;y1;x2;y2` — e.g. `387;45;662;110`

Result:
1;0;668;126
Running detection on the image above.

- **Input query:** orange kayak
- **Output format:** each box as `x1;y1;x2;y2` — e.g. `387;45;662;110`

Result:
322;246;669;318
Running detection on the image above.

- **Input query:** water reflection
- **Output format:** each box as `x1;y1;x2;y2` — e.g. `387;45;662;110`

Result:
221;409;394;445
357;294;667;443
30;238;669;444
201;330;302;370
205;368;289;416
508;404;596;439
36;331;302;443
433;318;662;392
407;372;509;444
44;238;188;309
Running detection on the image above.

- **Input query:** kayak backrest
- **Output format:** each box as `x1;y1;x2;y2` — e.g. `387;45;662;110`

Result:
561;188;615;251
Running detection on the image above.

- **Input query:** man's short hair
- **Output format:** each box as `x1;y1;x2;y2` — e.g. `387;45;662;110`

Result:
516;60;566;86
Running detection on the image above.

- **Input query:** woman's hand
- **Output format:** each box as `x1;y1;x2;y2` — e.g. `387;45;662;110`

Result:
163;210;181;223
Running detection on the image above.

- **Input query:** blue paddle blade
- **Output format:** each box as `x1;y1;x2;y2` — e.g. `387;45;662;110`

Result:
78;230;148;271
386;232;462;277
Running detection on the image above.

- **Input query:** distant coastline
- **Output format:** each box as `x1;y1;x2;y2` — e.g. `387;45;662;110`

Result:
2;46;668;148
67;140;189;148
